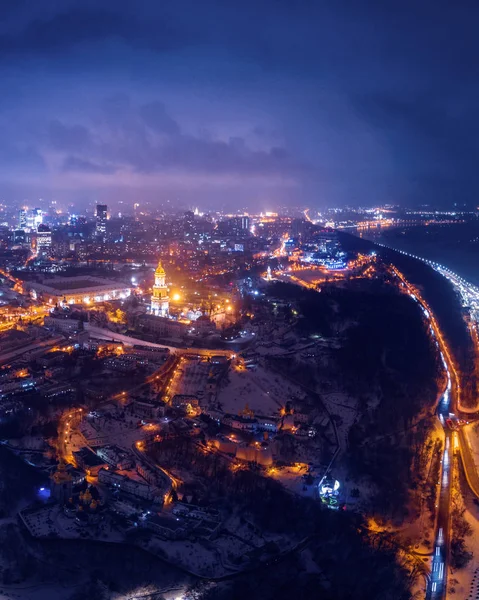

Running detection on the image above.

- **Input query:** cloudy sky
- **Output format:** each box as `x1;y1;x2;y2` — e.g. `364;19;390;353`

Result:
0;0;478;211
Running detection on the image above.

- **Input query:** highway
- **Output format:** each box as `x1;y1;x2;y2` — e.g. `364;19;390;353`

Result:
391;266;456;600
376;242;479;413
428;370;452;600
85;324;235;358
0;334;64;366
357;241;479;597
58;407;83;462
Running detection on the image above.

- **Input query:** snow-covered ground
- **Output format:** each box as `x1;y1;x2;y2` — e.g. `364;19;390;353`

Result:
464;422;479;473
68;413;159;456
167;359;210;398
266;465;316;498
218;365;303;416
0;582;86;600
6;437;45;451
137;535;221;577
319;392;358;450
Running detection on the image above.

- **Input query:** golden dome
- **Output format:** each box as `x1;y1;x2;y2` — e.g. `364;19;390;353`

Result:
51;460;72;484
155;260;165;276
82;489;92;504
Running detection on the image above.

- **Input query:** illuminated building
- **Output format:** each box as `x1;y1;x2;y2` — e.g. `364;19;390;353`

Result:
18;208;27;229
96;204;107;240
150;260;169;317
50;460;73;504
98;468;161;501
25;275;132;305
36;224;52;257
318;475;341;510
26;208;43;231
317;229;340;254
239;215;250;231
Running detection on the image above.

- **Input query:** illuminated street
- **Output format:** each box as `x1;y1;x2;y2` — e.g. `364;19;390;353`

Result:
390;265;458;599
363;245;479;597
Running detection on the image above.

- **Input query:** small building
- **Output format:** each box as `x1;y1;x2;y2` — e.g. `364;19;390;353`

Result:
41;382;76;401
144;514;187;540
79;421;110;447
132;344;170;360
98;468;160;501
135;314;189;338
255;416;279;433
73;447;107;476
171;394;199;412
210;355;229;365
129;399;165;419
236;442;273;466
44;315;80;333
104;355;138;373
136;462;171;496
211;434;237;454
39;351;68;368
191;315;214;335
96;446;134;470
222;413;257;432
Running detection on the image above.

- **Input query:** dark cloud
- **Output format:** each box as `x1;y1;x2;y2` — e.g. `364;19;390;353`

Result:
353;92;479;177
140;101;180;136
0;136;45;174
0;1;478;207
62;156;117;175
53;98;306;179
0;9;132;55
49;120;92;152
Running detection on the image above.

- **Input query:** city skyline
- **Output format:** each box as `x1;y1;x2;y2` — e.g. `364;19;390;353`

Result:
4;3;479;599
1;2;479;210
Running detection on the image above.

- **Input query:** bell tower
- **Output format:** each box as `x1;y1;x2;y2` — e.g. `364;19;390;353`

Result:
151;260;169;317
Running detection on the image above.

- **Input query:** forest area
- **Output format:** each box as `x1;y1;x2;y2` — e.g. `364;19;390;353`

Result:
339;231;478;407
265;277;441;522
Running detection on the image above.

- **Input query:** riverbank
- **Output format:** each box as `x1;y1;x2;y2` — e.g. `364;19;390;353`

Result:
360;221;479;286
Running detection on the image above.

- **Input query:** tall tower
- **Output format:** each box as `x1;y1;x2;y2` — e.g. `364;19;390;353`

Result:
18;208;27;229
151;260;169;317
50;460;73;505
266;265;272;281
96;204;107;241
36;224;52;257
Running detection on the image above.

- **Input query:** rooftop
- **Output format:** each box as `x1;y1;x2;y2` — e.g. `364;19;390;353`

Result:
45;278;106;291
147;514;185;531
73;447;106;467
26;275;131;296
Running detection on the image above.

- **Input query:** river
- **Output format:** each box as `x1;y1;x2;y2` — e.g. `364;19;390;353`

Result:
357;220;479;285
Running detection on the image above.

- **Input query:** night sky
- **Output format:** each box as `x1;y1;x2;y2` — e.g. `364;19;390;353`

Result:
1;1;478;210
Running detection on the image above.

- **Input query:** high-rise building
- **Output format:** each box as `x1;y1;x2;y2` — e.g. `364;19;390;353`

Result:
18;208;27;229
150;260;169;317
96;204;107;240
26;208;43;231
240;216;250;231
36;224;52;257
220;215;251;238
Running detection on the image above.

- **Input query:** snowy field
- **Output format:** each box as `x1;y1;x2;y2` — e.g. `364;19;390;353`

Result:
218;365;304;416
320;392;358;450
167;359;210;398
